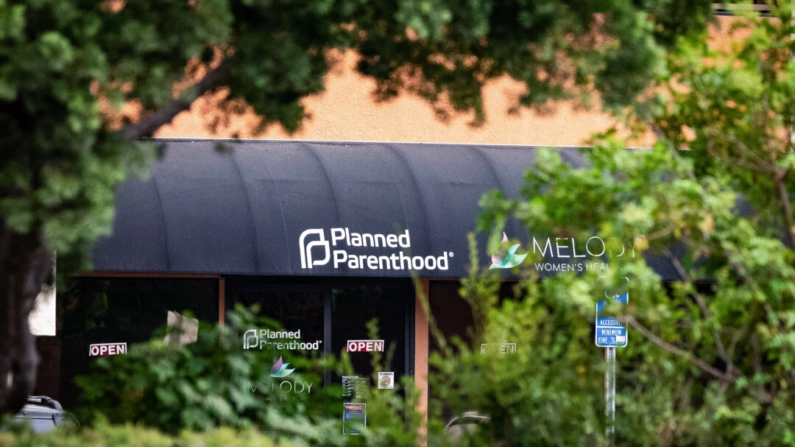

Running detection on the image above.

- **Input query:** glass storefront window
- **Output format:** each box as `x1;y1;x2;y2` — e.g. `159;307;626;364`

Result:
228;283;326;355
51;275;414;426
226;278;413;419
57;277;219;407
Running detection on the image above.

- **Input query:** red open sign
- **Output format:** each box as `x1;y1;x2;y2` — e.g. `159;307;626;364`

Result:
347;340;384;352
89;343;127;357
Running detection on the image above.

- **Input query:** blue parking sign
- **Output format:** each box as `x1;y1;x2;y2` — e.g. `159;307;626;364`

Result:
595;278;628;348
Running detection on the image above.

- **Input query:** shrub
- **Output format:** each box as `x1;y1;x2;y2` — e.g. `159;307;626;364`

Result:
0;422;291;447
69;307;420;447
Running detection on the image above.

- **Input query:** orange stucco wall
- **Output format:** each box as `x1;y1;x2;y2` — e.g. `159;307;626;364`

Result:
157;17;737;146
155;49;617;145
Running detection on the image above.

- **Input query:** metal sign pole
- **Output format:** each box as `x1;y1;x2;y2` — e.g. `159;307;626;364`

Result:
605;347;616;446
596;276;626;446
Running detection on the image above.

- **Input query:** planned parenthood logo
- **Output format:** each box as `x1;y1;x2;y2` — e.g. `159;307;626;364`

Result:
299;229;330;269
299;228;452;272
243;329;322;351
244;329;259;350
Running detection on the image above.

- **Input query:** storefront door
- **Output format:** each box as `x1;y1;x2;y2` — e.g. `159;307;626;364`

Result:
331;283;411;401
225;278;413;425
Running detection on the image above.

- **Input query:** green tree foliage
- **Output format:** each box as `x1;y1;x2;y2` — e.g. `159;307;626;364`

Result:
0;0;714;415
0;0;713;262
429;6;795;446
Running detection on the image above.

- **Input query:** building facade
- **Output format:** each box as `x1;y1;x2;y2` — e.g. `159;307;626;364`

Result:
32;15;738;426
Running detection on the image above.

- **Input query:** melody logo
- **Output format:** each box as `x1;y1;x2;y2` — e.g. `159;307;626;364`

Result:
270;356;295;378
490;233;528;269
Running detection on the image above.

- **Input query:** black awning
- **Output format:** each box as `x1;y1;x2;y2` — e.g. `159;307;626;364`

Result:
93;140;677;279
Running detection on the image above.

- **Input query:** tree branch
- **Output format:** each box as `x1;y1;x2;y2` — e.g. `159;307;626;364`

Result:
662;248;728;362
625;316;737;383
705;140;773;174
750;334;763;374
725;321;748;379
705;129;776;173
645;225;675;242
748;333;774;403
121;59;232;140
774;168;795;251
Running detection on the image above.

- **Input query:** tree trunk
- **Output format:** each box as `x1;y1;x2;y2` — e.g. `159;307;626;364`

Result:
0;218;51;416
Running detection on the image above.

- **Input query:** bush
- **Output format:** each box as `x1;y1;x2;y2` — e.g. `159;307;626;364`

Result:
69;307;420;447
73;308;332;434
0;422;291;447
